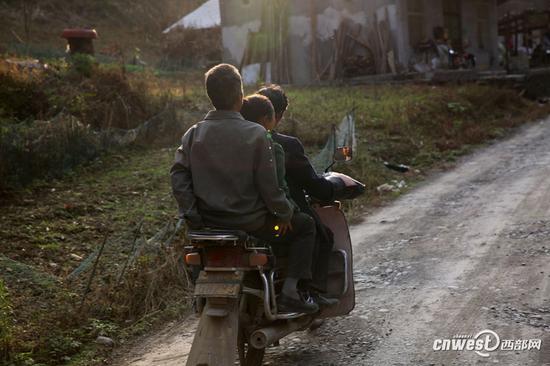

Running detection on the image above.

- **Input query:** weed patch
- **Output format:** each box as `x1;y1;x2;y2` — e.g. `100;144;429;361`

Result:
0;59;179;190
0;279;13;363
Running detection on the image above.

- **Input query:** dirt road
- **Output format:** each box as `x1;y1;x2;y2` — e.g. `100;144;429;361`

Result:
115;117;550;366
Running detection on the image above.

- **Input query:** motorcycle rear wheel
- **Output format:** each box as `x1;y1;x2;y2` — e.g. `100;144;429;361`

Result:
238;293;266;366
238;333;266;366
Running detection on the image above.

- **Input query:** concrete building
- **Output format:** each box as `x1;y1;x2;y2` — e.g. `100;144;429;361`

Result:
220;0;500;84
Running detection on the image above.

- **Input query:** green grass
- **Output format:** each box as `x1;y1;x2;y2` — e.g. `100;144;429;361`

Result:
0;148;183;365
0;279;13;363
278;83;549;211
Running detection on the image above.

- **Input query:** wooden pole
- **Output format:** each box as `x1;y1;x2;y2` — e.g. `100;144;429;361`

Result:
79;232;109;310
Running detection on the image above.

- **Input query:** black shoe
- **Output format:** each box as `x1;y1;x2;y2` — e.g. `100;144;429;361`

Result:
277;293;319;314
310;292;339;307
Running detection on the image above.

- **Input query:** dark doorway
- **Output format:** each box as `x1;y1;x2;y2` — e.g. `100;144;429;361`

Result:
443;0;462;49
408;0;426;47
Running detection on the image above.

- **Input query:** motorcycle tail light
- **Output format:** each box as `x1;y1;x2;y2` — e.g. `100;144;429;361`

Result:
249;253;268;266
204;247;243;267
185;252;202;266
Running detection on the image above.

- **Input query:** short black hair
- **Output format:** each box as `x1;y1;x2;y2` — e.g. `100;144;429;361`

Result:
257;85;288;116
241;94;274;124
205;63;243;110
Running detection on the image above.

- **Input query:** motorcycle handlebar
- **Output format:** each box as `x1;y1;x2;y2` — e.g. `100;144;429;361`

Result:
323;172;366;201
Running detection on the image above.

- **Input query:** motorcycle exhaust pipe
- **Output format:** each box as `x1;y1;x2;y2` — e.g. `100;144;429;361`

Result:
249;316;312;349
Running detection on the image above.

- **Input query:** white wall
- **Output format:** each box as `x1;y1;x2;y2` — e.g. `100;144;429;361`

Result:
219;0;263;65
461;0;499;68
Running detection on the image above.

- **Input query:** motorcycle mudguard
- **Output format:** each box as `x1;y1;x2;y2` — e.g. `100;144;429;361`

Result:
314;204;356;318
186;297;239;366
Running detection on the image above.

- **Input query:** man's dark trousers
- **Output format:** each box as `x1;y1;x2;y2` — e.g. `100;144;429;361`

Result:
250;212;316;280
272;131;335;293
307;208;334;293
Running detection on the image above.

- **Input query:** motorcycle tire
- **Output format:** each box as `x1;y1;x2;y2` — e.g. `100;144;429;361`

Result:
238;337;266;366
238;294;266;366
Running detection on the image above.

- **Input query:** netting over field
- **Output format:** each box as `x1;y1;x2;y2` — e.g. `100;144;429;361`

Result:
312;111;357;173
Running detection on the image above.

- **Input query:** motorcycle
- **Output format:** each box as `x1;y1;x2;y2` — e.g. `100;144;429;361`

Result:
183;146;365;366
411;39;475;71
448;48;476;69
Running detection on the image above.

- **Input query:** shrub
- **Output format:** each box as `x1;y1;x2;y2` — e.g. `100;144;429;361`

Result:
0;58;172;189
78;67;153;129
0;64;49;121
44;335;82;363
0;115;100;190
69;54;97;78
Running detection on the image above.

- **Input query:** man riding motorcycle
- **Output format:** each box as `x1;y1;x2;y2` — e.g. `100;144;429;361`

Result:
258;85;352;306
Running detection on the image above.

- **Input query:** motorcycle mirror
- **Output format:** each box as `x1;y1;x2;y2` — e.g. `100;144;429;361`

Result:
334;146;353;162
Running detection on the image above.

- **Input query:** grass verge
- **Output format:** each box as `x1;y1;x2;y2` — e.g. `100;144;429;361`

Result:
281;83;550;216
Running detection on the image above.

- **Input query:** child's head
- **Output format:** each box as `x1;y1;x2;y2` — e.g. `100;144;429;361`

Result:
257;85;288;123
241;94;276;131
204;63;243;111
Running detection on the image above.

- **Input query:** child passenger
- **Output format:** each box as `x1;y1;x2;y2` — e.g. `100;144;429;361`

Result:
240;94;298;211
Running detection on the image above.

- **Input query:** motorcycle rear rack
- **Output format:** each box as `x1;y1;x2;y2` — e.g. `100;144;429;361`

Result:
185;239;306;320
187;230;269;250
242;269;304;322
186;239;270;251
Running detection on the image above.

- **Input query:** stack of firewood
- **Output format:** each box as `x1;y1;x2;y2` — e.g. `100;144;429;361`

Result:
239;0;291;84
315;7;397;81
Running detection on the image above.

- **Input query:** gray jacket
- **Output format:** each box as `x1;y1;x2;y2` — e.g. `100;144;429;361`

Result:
170;110;293;231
